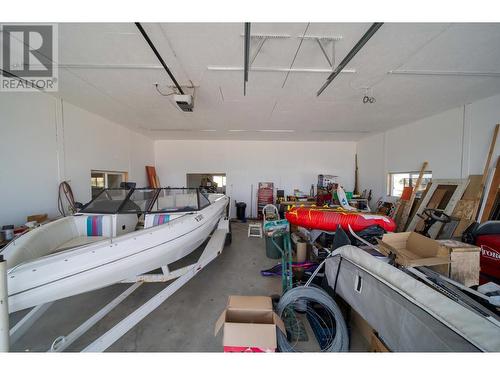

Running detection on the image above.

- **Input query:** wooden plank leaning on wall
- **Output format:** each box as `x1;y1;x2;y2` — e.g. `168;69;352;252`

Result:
145;166;159;188
450;175;482;238
396;161;428;232
480;156;500;222
474;124;499;220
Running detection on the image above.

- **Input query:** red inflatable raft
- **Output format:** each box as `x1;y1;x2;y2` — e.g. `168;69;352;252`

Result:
285;207;396;233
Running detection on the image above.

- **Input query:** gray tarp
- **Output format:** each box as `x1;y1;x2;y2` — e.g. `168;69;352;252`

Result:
324;245;500;352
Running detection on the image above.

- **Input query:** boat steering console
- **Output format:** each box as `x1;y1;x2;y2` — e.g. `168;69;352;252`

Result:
416;208;451;237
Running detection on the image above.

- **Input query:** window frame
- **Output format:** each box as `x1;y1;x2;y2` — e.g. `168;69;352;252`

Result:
91;170;128;198
387;170;432;197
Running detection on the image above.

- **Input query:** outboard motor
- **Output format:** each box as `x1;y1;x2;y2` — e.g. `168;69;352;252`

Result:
463;221;500;284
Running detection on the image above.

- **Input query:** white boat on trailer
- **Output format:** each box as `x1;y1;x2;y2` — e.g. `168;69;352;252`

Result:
0;187;230;351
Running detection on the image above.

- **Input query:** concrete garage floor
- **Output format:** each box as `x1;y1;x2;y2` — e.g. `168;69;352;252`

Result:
10;222;368;352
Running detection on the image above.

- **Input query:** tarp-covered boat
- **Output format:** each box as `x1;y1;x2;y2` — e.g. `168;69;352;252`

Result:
325;246;500;352
285;207;396;232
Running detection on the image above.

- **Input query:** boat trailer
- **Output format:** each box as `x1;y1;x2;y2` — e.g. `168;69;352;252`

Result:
0;216;230;352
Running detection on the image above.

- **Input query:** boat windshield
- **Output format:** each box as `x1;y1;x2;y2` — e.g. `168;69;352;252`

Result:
80;187;211;214
120;188;158;213
80;188;135;214
149;188;210;213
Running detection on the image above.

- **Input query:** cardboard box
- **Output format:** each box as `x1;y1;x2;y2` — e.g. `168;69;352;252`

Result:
214;295;285;352
378;234;480;286
27;214;48;224
436;239;480;287
378;232;451;267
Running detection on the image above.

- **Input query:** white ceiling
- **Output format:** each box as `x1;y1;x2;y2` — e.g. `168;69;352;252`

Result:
51;22;500;141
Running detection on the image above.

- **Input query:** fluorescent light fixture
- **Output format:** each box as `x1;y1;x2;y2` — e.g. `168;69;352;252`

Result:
207;66;356;74
257;129;295;133
228;129;295;133
298;35;343;41
310;130;370;133
240;33;291;39
142;128;190;132
140;128;216;132
388;70;500;77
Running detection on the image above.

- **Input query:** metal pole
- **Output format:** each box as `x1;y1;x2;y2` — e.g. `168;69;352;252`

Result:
316;23;383;96
243;22;251;95
82;267;195;352
10;302;53;345
49;282;142;352
82;218;229;352
282;22;310;88
135;22;185;95
0;255;10;352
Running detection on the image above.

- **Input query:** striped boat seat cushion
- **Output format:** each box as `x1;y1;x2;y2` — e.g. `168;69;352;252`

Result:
153;214;170;226
87;215;104;236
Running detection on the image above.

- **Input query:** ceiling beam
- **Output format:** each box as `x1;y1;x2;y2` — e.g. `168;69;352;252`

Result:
243;22;251;95
316;23;383;97
135;22;185;95
53;64;169;70
32;63;356;75
282;22;310;88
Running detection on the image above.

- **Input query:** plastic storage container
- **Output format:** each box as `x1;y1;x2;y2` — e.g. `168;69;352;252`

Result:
265;234;283;259
235;202;247;222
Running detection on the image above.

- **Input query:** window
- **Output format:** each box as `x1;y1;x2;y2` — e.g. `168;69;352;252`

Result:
212;175;226;188
388;171;432;197
186;173;226;194
91;170;128;198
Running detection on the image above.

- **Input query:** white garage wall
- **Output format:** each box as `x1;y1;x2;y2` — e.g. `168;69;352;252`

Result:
3;90;497;225
357;132;386;207
468;94;500;174
0;93;61;228
62;102;154;203
0;92;154;227
155;140;356;218
357;93;500;207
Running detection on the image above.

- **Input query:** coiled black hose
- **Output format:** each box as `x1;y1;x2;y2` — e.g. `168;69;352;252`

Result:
58;181;76;216
276;285;349;352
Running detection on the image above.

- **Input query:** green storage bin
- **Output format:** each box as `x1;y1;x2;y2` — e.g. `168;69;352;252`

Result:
333;191;353;201
265;234;283;259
